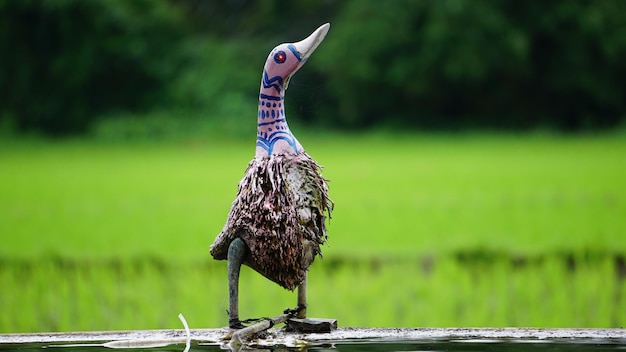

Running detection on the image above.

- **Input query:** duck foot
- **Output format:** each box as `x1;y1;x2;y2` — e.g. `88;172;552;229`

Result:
229;318;247;330
283;303;307;317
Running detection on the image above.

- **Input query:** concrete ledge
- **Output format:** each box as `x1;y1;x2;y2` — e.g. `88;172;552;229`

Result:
0;328;624;347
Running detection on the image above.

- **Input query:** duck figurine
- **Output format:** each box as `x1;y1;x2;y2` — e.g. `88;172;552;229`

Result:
210;23;333;329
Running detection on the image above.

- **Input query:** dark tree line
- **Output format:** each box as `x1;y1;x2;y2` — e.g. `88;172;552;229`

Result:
1;0;625;135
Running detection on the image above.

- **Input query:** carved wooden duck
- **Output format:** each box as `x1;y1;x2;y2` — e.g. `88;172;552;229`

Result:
210;23;333;329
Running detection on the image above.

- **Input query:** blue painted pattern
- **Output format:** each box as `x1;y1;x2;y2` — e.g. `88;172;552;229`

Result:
258;118;286;127
260;94;283;101
262;71;284;93
287;44;305;62
256;93;296;155
256;131;298;155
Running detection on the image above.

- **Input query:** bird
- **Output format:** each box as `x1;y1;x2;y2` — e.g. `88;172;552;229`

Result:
209;23;333;329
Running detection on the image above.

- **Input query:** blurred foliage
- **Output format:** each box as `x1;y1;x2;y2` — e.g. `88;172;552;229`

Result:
315;0;626;130
0;0;186;135
1;0;626;136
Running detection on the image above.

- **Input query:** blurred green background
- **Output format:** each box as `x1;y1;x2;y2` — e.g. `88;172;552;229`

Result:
1;0;625;332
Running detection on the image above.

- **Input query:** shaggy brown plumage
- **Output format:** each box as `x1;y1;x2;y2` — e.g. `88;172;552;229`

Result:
210;152;333;290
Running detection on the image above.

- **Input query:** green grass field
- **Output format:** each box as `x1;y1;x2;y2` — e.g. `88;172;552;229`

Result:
1;132;625;332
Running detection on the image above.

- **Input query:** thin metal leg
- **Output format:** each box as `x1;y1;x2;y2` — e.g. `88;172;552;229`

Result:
227;238;248;328
297;272;307;319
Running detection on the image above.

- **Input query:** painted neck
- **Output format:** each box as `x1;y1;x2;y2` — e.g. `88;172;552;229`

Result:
255;86;302;157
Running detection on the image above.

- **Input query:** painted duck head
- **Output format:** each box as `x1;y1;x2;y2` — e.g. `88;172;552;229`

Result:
261;23;330;95
256;23;330;157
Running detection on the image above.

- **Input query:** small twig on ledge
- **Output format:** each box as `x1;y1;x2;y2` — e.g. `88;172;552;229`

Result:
229;313;291;347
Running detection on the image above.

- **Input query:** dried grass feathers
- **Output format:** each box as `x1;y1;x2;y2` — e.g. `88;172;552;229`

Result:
210;152;333;290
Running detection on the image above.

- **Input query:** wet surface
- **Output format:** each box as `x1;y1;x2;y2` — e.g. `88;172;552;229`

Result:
1;328;624;351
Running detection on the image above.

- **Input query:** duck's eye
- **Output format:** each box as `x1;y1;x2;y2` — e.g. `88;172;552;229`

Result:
274;51;286;64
